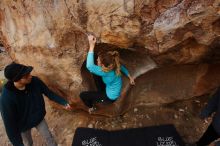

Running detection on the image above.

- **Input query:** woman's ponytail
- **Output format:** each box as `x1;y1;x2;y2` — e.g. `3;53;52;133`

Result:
99;51;121;75
109;51;121;76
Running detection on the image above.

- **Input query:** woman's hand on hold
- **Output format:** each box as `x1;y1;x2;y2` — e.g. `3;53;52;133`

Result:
129;76;135;85
88;34;96;51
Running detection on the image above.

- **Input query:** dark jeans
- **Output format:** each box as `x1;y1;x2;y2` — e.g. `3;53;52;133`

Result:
80;74;115;108
196;124;219;146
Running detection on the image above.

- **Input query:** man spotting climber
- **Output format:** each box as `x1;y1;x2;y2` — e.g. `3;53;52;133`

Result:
0;62;71;146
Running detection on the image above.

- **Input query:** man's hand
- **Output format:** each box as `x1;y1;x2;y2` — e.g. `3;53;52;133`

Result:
64;103;72;110
88;34;96;51
203;117;212;124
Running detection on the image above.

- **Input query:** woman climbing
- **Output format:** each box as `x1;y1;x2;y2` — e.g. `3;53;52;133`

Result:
80;34;135;113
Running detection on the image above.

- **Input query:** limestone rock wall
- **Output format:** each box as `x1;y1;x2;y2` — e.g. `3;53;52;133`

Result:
0;0;219;114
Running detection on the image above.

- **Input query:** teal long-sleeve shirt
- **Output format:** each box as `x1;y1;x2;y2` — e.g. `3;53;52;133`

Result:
86;51;129;100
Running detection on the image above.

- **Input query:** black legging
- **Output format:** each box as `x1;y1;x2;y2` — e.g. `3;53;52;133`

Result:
80;75;115;108
196;124;219;146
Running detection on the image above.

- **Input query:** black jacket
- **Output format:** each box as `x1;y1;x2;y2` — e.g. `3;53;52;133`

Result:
0;76;68;146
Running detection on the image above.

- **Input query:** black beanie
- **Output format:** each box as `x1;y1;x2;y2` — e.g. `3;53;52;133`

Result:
4;62;33;82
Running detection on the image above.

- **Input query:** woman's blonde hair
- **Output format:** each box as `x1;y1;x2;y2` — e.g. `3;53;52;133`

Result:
98;51;121;75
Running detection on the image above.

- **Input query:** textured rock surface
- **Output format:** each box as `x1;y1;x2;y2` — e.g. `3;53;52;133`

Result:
1;0;220;145
0;51;11;70
0;51;11;91
0;0;220;121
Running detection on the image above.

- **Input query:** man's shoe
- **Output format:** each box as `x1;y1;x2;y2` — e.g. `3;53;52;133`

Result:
88;107;96;114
